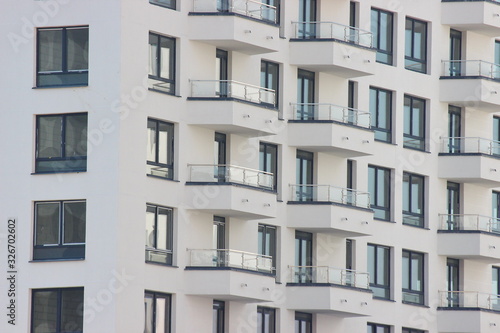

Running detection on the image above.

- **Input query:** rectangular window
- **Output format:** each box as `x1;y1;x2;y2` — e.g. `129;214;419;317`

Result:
405;17;427;73
32;288;84;333
368;244;390;299
371;8;393;65
146;204;173;265
295;312;312;333
294;231;313;283
149;32;175;94
296;69;315;120
402;250;424;305
368;165;391;221
213;301;225;333
404;95;426;150
36;113;87;173
402;172;425;228
494;117;500;156
149;0;175;10
367;323;390;333
258;224;277;273
369;87;392;142
147;118;174;179
34;200;86;260
402;329;425;333
259;142;278;190
449;29;462;76
261;60;280;108
37;26;89;87
493;267;500;295
296;150;314;201
496;40;500;66
257;307;276;333
298;0;317;38
145;291;171;333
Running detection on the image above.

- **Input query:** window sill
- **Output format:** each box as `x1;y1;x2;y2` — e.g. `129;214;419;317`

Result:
372;297;396;302
373;218;396;224
149;2;176;10
146;261;178;268
402;301;429;308
33;84;88;89
30;258;85;263
146;174;179;182
32;170;87;175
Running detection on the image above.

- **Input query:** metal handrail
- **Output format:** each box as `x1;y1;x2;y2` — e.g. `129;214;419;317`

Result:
291;21;373;47
289;265;370;289
290;103;371;128
440;137;500;155
192;0;278;23
441;60;500;79
188;248;274;273
188;164;274;189
438;214;500;233
289;184;371;208
190;79;276;105
438;291;500;310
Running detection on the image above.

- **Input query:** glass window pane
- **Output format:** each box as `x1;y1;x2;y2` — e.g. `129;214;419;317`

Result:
144;294;154;333
402;252;410;289
376;247;386;285
61;289;84;332
66;28;89;71
33;291;58;333
38;116;62;158
160;37;174;79
65;114;88;157
38;29;63;72
63;201;86;244
156;297;166;333
146;206;156;248
36;203;60;245
158;122;172;165
149;34;158;76
156;209;169;250
147;120;157;162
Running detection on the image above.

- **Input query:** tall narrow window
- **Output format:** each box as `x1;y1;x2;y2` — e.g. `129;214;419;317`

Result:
144;291;172;333
446;182;461;230
149;32;175;94
368;165;391;221
367;323;390;333
492;192;500;233
402;172;425;228
405;17;427;73
403;95;426;150
493;117;500;156
147;119;174;179
402;250;424;305
493;267;500;295
370;87;392;142
213;301;225;333
215;133;227;182
371;8;393;65
216;49;228;97
297;69;315;120
368;244;390;299
346;239;353;270
32;288;84;333
146;204;173;265
296;150;314;201
496;40;500;66
448;106;462;153
446;258;460;307
257;307;276;333
295;312;312;333
34;200;86;260
258;224;277;273
449;29;462;76
149;0;175;9
261;60;279;107
37;26;89;87
298;0;317;38
260;142;278;190
294;231;313;283
36;113;88;173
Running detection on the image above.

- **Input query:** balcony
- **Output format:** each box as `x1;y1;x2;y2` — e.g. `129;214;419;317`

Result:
184;164;276;219
286;266;372;317
437;291;500;332
440;60;500;112
185;249;275;302
287;184;372;236
289;22;375;77
189;0;279;54
187;80;278;136
438;137;500;186
437;214;500;262
441;0;500;37
288;103;373;157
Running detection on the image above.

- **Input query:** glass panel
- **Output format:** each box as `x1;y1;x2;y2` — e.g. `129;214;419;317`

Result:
63;201;86;244
38;116;62;158
156;297;166;333
149;34;158;76
411;253;423;291
144;294;154;333
402;251;410;289
61;289;84;332
147;120;157;163
66;28;89;71
160;37;174;79
146;206;156;248
158;122;172;165
38;29;63;72
65;114;88;157
36;203;60;245
156;208;170;250
33;290;58;333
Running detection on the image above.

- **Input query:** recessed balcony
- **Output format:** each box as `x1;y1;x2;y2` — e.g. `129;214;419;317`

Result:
440;60;500;111
189;0;279;54
441;0;500;37
185;249;275;302
286;266;373;317
437;214;500;263
287;184;372;237
185;164;276;219
437;291;500;332
289;22;375;77
438;137;500;186
288;104;374;157
187;80;278;136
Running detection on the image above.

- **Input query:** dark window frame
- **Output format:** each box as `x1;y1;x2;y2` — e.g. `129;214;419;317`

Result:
258;224;277;273
261;60;280;108
144;291;172;333
295;311;312;333
213;300;225;333
148;32;176;95
405;17;427;73
147;118;175;180
146;204;174;265
402;172;425;228
259;142;278;190
367;323;390;333
402;250;425;305
403;95;426;151
370;87;392;143
257;306;276;333
402;329;425;333
368;165;391;221
371;7;394;65
296;69;315;120
368;243;391;299
149;0;176;10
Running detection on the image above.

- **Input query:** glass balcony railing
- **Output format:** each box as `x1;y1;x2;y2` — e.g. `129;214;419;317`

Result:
291;21;373;48
440;137;500;155
439;291;500;310
190;80;276;106
290;103;371;128
192;0;278;23
439;214;500;233
188;164;274;190
289;184;370;209
441;60;500;80
188;249;273;273
289;266;370;289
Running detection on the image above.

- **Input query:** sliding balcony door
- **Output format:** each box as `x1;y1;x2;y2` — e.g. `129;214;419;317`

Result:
216;49;228;97
449;30;462;76
295;231;313;283
296;150;313;201
446;182;460;230
298;0;317;38
297;69;315;120
448;106;461;153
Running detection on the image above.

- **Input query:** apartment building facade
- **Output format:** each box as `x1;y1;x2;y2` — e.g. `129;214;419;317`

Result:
1;0;500;332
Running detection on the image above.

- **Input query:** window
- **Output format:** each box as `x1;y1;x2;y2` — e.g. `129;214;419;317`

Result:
405;17;427;73
493;267;500;295
448;106;462;153
261;60;280;108
144;291;171;333
149;0;175;10
368;165;391;220
496;40;500;66
149;32;175;94
35;113;87;173
298;0;317;38
147;118;174;179
296;69;315;119
402;250;424;305
446;182;461;230
404;95;426;150
367;323;390;333
446;258;460;307
31;288;84;333
146;204;173;265
492;192;500;233
37;26;89;87
369;87;392;142
371;8;393;65
294;231;313;283
257;307;276;333
402;172;425;228
213;301;225;333
261;0;280;23
296;150;314;201
258;224;277;273
34;200;86;260
402;329;424;333
295;312;312;333
260;142;278;190
449;29;462;76
368;244;390;299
